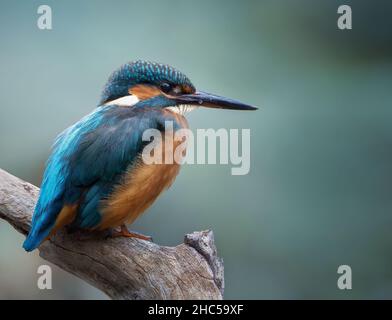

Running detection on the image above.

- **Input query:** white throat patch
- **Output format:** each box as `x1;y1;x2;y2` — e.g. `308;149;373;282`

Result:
104;96;197;115
104;95;140;107
166;105;197;115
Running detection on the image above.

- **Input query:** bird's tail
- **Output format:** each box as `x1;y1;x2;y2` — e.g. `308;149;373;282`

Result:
23;202;60;251
23;236;41;252
23;225;50;252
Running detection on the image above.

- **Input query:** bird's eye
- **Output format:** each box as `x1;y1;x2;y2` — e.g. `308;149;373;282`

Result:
160;82;172;94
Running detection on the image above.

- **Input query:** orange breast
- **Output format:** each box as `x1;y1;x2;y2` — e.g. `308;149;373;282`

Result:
97;111;188;230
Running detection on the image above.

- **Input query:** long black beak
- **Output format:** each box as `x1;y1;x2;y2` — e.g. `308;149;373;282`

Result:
175;91;258;111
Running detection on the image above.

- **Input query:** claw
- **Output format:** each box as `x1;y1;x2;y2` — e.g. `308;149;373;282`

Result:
110;225;153;242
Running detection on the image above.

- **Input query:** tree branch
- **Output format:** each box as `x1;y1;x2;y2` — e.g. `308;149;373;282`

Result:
0;168;224;299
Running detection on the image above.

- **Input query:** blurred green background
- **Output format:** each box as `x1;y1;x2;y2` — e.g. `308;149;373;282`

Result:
1;0;392;299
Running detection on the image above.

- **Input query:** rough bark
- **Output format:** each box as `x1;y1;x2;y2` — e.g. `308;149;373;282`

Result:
0;168;224;299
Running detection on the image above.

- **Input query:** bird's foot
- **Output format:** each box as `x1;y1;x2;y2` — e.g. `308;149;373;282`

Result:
109;225;153;242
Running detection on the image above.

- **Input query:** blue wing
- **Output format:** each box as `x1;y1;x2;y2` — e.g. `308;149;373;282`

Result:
23;105;164;251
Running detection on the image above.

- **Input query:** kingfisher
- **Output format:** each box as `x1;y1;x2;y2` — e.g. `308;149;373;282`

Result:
23;60;257;252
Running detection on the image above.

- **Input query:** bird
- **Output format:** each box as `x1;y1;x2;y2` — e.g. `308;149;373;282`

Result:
23;60;257;252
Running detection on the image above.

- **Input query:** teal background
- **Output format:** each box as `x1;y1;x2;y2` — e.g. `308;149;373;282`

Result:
0;0;392;299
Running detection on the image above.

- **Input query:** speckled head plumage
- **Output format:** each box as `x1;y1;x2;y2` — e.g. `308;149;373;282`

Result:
100;60;195;105
99;59;257;112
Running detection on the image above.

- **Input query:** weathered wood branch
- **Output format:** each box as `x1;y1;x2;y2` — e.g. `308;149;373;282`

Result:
0;168;224;299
